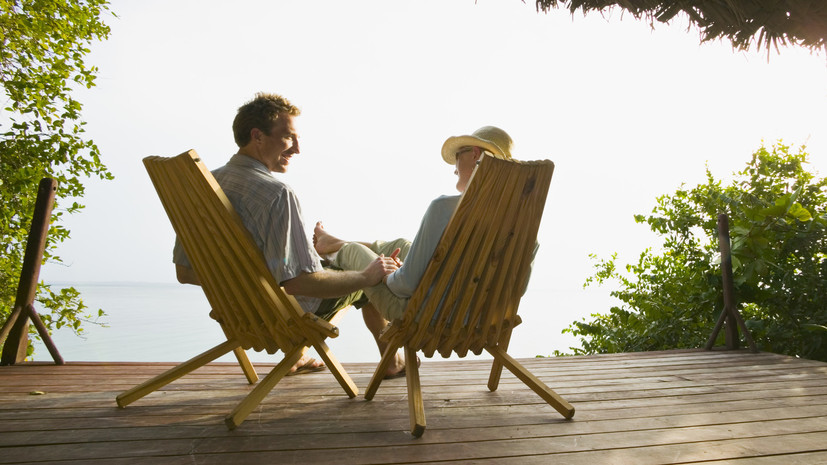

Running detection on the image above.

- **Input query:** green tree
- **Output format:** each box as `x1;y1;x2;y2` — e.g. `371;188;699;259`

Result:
1;0;114;356
564;143;827;361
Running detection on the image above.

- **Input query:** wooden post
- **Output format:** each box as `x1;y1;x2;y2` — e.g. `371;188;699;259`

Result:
0;178;63;365
718;214;739;349
705;214;757;353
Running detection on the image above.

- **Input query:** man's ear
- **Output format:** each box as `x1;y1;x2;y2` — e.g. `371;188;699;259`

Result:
251;127;263;143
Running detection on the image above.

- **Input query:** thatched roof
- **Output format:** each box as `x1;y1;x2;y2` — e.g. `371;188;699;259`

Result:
533;0;827;53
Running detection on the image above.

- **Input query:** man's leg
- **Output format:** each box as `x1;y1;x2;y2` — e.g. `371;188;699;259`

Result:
289;347;325;375
313;222;372;255
313;222;411;267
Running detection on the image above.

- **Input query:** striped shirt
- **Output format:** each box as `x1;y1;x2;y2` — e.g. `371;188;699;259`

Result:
174;153;324;313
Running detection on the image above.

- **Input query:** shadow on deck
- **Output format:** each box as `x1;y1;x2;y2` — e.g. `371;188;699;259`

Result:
1;349;827;464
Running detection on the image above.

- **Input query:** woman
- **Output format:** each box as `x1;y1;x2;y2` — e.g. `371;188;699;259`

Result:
314;126;515;326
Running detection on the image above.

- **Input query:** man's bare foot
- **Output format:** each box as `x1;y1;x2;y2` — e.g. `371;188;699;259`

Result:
288;354;326;375
313;221;346;255
384;352;408;379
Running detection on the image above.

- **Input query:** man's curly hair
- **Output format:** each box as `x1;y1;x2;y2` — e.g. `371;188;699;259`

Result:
232;92;301;148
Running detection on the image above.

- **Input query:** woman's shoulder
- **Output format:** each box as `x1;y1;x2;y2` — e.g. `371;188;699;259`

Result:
428;194;461;209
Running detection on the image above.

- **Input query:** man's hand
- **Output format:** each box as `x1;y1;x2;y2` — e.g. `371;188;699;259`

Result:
362;253;399;286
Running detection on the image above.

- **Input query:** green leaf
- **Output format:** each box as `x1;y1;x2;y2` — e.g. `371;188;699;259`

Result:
788;203;812;222
575;142;827;362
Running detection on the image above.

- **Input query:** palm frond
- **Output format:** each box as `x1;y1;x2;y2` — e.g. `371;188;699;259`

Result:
533;0;827;53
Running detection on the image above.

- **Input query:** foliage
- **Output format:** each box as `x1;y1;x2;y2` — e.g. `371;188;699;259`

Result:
1;0;113;356
560;143;827;361
532;0;827;54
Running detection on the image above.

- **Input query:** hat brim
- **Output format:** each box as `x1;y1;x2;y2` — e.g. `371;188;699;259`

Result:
441;135;505;164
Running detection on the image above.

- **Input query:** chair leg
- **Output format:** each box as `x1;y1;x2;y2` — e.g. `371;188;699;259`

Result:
117;339;238;408
311;338;358;398
219;321;258;384
487;325;514;392
364;338;403;401
224;344;304;430
404;345;426;437
232;347;259;384
486;345;574;419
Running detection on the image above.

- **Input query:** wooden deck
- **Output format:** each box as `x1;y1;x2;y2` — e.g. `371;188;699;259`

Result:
2;349;827;464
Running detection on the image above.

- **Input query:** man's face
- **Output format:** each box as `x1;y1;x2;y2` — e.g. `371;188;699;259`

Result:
259;114;300;173
454;146;480;193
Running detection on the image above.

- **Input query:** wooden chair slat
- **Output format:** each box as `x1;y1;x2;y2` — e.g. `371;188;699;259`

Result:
424;159;522;357
410;163;510;353
172;156;289;350
179;154;300;350
168;153;305;349
476;162;550;350
450;163;525;356
419;227;485;356
148;156;277;351
147;159;241;334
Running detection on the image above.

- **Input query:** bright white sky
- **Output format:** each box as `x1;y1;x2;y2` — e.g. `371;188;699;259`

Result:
38;0;827;357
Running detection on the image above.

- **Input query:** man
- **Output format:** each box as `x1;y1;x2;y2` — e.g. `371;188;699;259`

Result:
313;126;531;327
174;92;405;376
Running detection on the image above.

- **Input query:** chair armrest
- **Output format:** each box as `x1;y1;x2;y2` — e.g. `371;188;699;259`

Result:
378;318;404;343
302;312;340;339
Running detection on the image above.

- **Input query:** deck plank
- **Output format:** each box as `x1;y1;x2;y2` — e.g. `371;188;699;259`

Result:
2;349;826;464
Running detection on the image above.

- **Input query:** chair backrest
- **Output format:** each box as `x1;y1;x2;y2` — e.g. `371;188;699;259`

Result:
143;150;310;354
398;155;554;358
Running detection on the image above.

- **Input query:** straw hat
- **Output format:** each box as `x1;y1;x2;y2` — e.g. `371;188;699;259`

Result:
441;126;514;164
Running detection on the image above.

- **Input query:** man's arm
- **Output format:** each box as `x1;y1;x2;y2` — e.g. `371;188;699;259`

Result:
282;255;397;298
178;254;396;298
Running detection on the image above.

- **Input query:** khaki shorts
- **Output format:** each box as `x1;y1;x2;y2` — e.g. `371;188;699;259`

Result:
332;238;411;321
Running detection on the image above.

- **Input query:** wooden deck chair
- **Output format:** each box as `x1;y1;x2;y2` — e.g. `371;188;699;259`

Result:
365;155;574;437
116;150;358;430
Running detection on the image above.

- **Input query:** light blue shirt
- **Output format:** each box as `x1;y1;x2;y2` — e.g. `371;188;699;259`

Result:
385;195;460;298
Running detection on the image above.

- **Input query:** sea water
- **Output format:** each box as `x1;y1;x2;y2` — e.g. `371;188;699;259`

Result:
30;282;614;363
